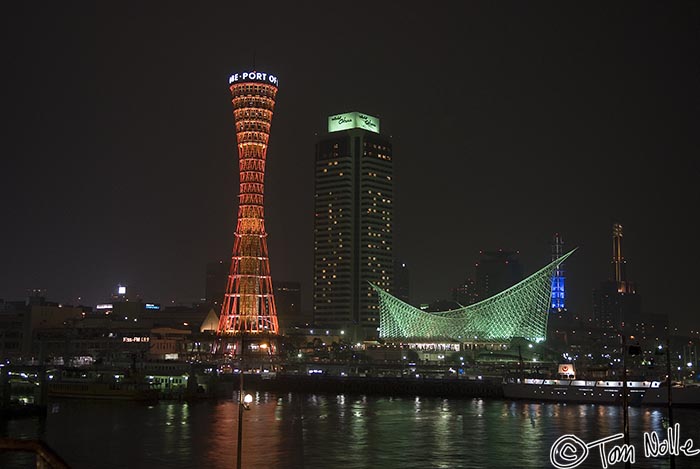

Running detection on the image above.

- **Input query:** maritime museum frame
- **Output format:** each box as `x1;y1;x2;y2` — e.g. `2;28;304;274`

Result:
372;250;576;343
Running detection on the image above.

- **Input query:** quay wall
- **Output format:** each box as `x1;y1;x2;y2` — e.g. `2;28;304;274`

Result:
212;374;504;400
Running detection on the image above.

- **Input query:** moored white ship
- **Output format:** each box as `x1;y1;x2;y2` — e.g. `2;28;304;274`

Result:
503;377;654;406
503;362;667;406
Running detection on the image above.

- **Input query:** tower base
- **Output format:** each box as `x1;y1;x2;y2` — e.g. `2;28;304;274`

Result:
214;333;279;371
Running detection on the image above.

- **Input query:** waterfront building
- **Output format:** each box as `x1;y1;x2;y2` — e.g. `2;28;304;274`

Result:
218;71;281;352
0;296;84;359
148;327;192;360
373;249;575;343
0;292;223;365
0;301;26;360
200;309;219;333
313;111;393;340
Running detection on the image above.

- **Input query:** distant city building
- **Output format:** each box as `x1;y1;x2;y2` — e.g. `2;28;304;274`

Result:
274;281;308;332
0;300;25;359
111;284;128;301
593;223;641;330
0;295;84;359
550;233;567;313
274;281;301;318
313;111;393;340
630;312;669;341
0;291;221;365
426;299;462;312
393;261;410;304
611;223;636;294
205;260;229;307
142;303;211;330
452;277;479;306
475;250;523;300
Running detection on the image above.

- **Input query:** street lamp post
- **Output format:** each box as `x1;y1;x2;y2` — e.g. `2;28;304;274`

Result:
620;333;630;469
666;336;675;469
236;384;252;469
236;333;252;469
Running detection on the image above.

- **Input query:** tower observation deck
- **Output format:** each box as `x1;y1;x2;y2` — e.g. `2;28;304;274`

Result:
217;71;281;346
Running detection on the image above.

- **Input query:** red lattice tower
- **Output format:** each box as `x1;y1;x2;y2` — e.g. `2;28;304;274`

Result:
218;71;280;343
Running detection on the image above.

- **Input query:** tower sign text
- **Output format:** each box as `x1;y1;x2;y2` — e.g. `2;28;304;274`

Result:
328;112;380;134
228;71;279;86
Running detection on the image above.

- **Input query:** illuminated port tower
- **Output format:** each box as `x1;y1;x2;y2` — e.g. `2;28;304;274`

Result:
549;233;566;313
217;71;281;355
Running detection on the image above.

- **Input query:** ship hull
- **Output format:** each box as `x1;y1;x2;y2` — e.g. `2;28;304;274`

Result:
503;379;652;406
48;382;158;401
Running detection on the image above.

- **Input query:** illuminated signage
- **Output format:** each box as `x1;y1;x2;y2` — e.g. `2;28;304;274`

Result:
96;304;113;310
117;286;127;295
145;303;160;310
228;71;279;87
122;337;150;343
328;112;380;134
558;363;575;376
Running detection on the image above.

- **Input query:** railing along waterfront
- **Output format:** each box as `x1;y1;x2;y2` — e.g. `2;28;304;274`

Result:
0;438;71;469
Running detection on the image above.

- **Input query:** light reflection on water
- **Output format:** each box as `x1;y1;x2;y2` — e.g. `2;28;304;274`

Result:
1;394;698;468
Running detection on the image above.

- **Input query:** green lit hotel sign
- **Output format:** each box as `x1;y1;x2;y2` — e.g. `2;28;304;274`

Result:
328;112;380;134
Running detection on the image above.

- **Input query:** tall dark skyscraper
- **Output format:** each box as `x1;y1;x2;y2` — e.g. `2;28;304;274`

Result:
475;250;523;300
611;223;635;294
593;223;641;330
453;277;479;306
313;112;393;339
274;281;304;331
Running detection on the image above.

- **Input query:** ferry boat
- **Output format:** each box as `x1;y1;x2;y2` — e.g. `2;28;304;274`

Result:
503;363;657;406
47;368;158;401
503;377;656;406
48;380;159;401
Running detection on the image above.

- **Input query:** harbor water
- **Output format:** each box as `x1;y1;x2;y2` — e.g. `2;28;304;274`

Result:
2;393;699;468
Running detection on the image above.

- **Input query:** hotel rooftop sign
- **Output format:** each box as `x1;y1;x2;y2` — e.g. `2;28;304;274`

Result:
328;112;380;134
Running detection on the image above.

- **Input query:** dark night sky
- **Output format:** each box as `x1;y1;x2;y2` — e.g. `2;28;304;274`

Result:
2;2;698;330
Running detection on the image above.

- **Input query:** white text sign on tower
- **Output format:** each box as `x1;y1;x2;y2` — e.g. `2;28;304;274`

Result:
328;112;380;134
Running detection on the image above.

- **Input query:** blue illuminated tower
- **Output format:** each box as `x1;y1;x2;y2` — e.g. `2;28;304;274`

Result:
550;233;566;313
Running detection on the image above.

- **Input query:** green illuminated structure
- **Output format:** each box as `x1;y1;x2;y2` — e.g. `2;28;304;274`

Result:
371;249;576;342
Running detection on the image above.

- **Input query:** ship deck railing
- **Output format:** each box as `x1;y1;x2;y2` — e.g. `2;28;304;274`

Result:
519;378;662;388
